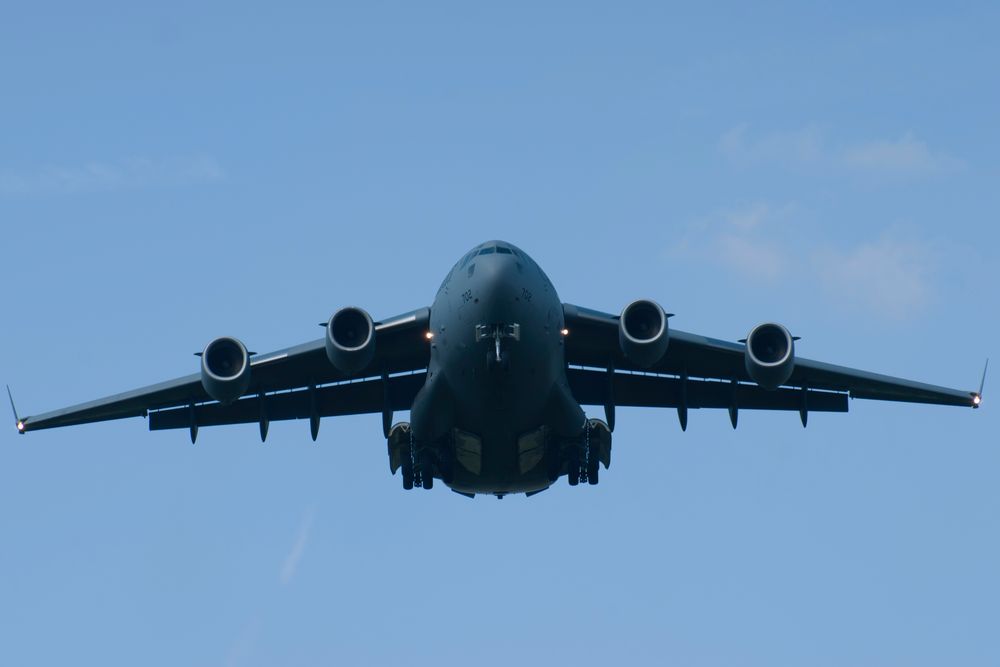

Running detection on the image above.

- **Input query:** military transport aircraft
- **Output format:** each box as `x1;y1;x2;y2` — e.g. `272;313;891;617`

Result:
9;240;985;498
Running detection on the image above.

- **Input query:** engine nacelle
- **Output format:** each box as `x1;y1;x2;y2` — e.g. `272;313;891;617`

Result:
325;306;376;374
200;336;251;404
744;322;795;390
619;299;670;367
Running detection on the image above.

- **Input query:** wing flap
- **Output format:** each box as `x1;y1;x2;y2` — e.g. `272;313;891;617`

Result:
149;373;426;431
568;368;848;412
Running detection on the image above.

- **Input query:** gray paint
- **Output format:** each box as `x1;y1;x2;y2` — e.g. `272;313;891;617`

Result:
12;240;980;498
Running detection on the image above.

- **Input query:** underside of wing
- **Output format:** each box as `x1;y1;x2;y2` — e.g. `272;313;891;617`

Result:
149;372;426;431
567;368;848;413
563;303;980;412
17;307;431;434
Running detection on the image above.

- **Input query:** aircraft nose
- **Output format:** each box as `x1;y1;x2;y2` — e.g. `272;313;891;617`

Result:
475;254;523;320
477;253;519;292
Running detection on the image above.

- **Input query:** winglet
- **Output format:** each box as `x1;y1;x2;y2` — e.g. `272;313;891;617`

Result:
972;359;988;409
7;385;25;433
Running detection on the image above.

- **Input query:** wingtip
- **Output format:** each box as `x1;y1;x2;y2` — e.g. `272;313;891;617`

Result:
972;358;988;409
7;385;26;433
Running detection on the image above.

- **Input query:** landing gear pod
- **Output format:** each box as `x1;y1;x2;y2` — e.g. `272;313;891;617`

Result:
619;299;670;367
325;307;376;374
744;322;795;390
200;336;251;404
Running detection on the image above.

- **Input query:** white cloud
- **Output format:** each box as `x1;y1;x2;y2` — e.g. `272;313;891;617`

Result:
717;125;961;178
841;133;963;175
670;202;936;320
723;201;770;230
716;233;786;281
671;202;792;282
0;155;225;196
814;235;933;320
279;506;315;585
718;124;825;165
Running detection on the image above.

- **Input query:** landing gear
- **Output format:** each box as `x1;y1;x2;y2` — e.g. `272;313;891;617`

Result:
486;349;510;373
567;449;581;486
568;454;591;486
558;418;611;488
387;422;437;491
401;458;433;490
410;435;436;490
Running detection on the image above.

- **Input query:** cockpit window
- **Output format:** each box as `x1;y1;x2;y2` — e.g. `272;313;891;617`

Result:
496;246;512;254
478;246;496;255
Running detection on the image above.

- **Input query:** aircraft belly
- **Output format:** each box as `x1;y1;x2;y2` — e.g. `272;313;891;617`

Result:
446;377;549;487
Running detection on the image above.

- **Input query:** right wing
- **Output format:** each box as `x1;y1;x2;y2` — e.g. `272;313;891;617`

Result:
562;304;980;419
16;308;431;434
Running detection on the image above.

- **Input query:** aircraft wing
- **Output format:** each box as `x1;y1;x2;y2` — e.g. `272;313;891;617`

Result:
15;308;431;435
562;304;981;421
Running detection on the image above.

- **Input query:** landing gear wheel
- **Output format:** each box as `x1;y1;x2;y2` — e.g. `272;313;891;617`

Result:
422;471;434;490
568;465;580;486
587;461;599;485
402;465;414;490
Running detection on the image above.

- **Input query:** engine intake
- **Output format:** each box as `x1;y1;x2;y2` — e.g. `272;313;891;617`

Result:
200;336;251;403
325;306;376;374
619;299;670;367
744;322;795;390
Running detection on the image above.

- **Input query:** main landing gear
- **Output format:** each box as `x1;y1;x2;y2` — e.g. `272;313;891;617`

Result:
387;422;453;491
547;418;612;487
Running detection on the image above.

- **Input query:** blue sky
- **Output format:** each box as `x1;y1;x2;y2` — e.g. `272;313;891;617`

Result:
2;2;998;665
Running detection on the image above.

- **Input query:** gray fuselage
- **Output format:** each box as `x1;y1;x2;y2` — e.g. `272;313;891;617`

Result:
410;241;585;495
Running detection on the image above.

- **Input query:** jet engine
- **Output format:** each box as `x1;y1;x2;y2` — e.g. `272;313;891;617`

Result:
744;322;795;390
619;299;670;367
325;306;376;374
200;336;251;404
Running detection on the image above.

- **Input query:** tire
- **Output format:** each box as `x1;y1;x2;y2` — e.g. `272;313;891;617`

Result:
402;466;414;490
587;463;599;485
568;467;579;486
422;472;434;490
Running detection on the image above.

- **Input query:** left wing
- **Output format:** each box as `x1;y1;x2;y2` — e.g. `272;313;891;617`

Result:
15;308;431;436
562;304;980;424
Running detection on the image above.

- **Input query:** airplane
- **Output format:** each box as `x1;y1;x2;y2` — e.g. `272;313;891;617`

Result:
8;240;985;499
